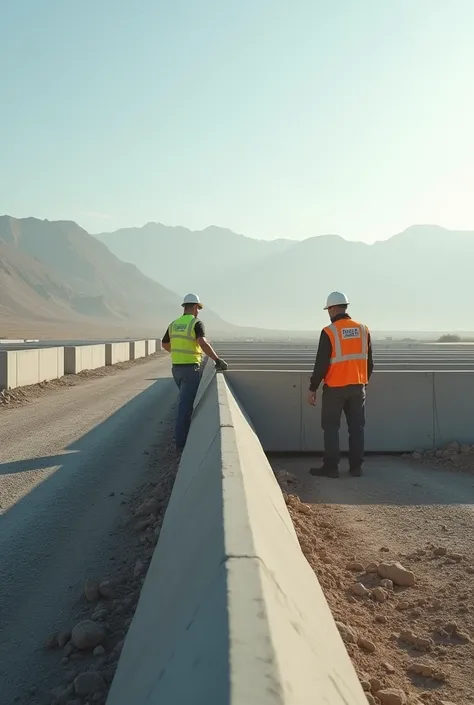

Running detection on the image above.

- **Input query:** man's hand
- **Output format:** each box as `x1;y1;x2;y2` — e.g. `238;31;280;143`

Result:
215;358;228;372
307;391;317;406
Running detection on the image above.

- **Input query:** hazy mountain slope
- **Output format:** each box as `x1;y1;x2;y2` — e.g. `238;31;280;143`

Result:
0;216;233;332
98;223;474;330
202;225;473;330
96;222;293;292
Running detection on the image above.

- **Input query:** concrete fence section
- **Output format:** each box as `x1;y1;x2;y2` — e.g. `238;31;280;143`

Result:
145;339;156;356
226;370;474;452
0;347;64;391
129;340;147;360
64;344;106;375
106;370;367;705
105;343;130;366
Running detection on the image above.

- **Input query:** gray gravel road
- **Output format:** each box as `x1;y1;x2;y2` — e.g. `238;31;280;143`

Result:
0;357;175;703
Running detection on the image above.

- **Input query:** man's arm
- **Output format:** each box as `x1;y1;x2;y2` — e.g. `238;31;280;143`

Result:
161;327;171;353
195;321;227;368
367;329;374;380
309;330;331;391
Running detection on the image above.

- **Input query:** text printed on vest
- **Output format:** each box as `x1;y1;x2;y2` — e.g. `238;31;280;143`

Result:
341;327;361;340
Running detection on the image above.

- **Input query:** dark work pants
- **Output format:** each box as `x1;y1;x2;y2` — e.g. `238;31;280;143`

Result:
172;364;201;451
321;384;366;470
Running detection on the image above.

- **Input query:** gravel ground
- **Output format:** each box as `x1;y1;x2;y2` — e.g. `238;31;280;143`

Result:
272;456;474;705
0;356;176;704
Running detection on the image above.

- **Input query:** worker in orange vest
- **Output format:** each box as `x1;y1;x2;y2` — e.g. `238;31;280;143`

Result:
307;291;373;478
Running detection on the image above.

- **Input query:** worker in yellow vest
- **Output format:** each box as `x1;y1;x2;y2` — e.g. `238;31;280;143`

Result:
161;293;228;452
307;291;373;478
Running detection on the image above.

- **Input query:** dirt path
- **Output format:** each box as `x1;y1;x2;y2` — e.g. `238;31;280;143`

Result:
0;357;176;704
271;456;474;705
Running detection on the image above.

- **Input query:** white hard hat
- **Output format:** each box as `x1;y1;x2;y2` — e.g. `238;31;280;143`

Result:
324;291;349;310
182;293;203;308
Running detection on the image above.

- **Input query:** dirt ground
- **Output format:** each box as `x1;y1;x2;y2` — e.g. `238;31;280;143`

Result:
273;463;474;705
0;351;167;408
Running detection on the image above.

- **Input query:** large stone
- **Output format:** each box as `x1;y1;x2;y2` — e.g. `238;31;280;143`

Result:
85;579;100;602
378;561;415;587
71;621;106;650
74;671;105;696
351;582;371;597
335;620;358;644
377;689;407;705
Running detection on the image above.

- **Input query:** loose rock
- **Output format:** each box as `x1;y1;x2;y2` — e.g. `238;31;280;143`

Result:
358;637;376;653
346;561;364;572
57;631;71;648
84;579;100;603
366;562;379;574
378;561;415;587
71;621;106;650
373;587;388;603
377;689;407;705
74;672;106;697
335;621;358;644
408;662;434;677
98;580;115;599
380;579;393;590
351;582;371;597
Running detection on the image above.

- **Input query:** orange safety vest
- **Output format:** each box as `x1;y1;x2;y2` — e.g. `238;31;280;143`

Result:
323;318;369;387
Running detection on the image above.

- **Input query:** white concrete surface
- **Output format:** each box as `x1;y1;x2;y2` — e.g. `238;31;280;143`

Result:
107;371;367;705
227;370;474;451
129;340;147;360
146;339;156;356
105;342;130;366
0;348;64;390
64;344;106;374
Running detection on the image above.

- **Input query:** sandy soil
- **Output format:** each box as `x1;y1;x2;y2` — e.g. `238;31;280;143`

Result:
272;456;474;705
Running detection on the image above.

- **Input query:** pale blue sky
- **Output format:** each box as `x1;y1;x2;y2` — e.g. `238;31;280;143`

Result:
2;0;474;242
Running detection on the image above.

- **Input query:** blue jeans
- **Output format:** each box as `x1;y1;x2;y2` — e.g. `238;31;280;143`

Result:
172;364;201;451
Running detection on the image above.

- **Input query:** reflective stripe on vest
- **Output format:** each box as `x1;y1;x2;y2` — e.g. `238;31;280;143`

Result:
323;319;369;387
169;315;202;364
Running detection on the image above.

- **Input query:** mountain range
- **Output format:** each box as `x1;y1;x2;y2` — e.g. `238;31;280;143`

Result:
1;215;472;336
0;216;230;337
97;223;474;330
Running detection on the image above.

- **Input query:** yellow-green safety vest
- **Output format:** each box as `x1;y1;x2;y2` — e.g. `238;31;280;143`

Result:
169;314;202;365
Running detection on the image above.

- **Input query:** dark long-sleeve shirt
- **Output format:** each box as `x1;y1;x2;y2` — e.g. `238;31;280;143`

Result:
309;313;374;391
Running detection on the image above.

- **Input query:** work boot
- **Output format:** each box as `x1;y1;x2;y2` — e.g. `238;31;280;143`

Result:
349;466;363;477
309;465;339;479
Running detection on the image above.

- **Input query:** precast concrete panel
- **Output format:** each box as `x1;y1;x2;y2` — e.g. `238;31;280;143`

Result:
0;348;64;390
38;347;64;384
64;345;106;374
433;372;474;447
130;340;147;360
365;371;434;451
226;371;302;452
105;343;130;366
145;339;156;356
227;370;435;452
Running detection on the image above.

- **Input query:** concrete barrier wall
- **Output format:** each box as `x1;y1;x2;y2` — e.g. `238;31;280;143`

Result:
227;370;474;452
64;344;106;374
0;347;64;390
145;339;156;356
105;343;130;366
129;340;147;360
106;371;367;705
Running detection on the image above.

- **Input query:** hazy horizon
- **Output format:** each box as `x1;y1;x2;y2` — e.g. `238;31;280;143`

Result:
2;1;474;242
